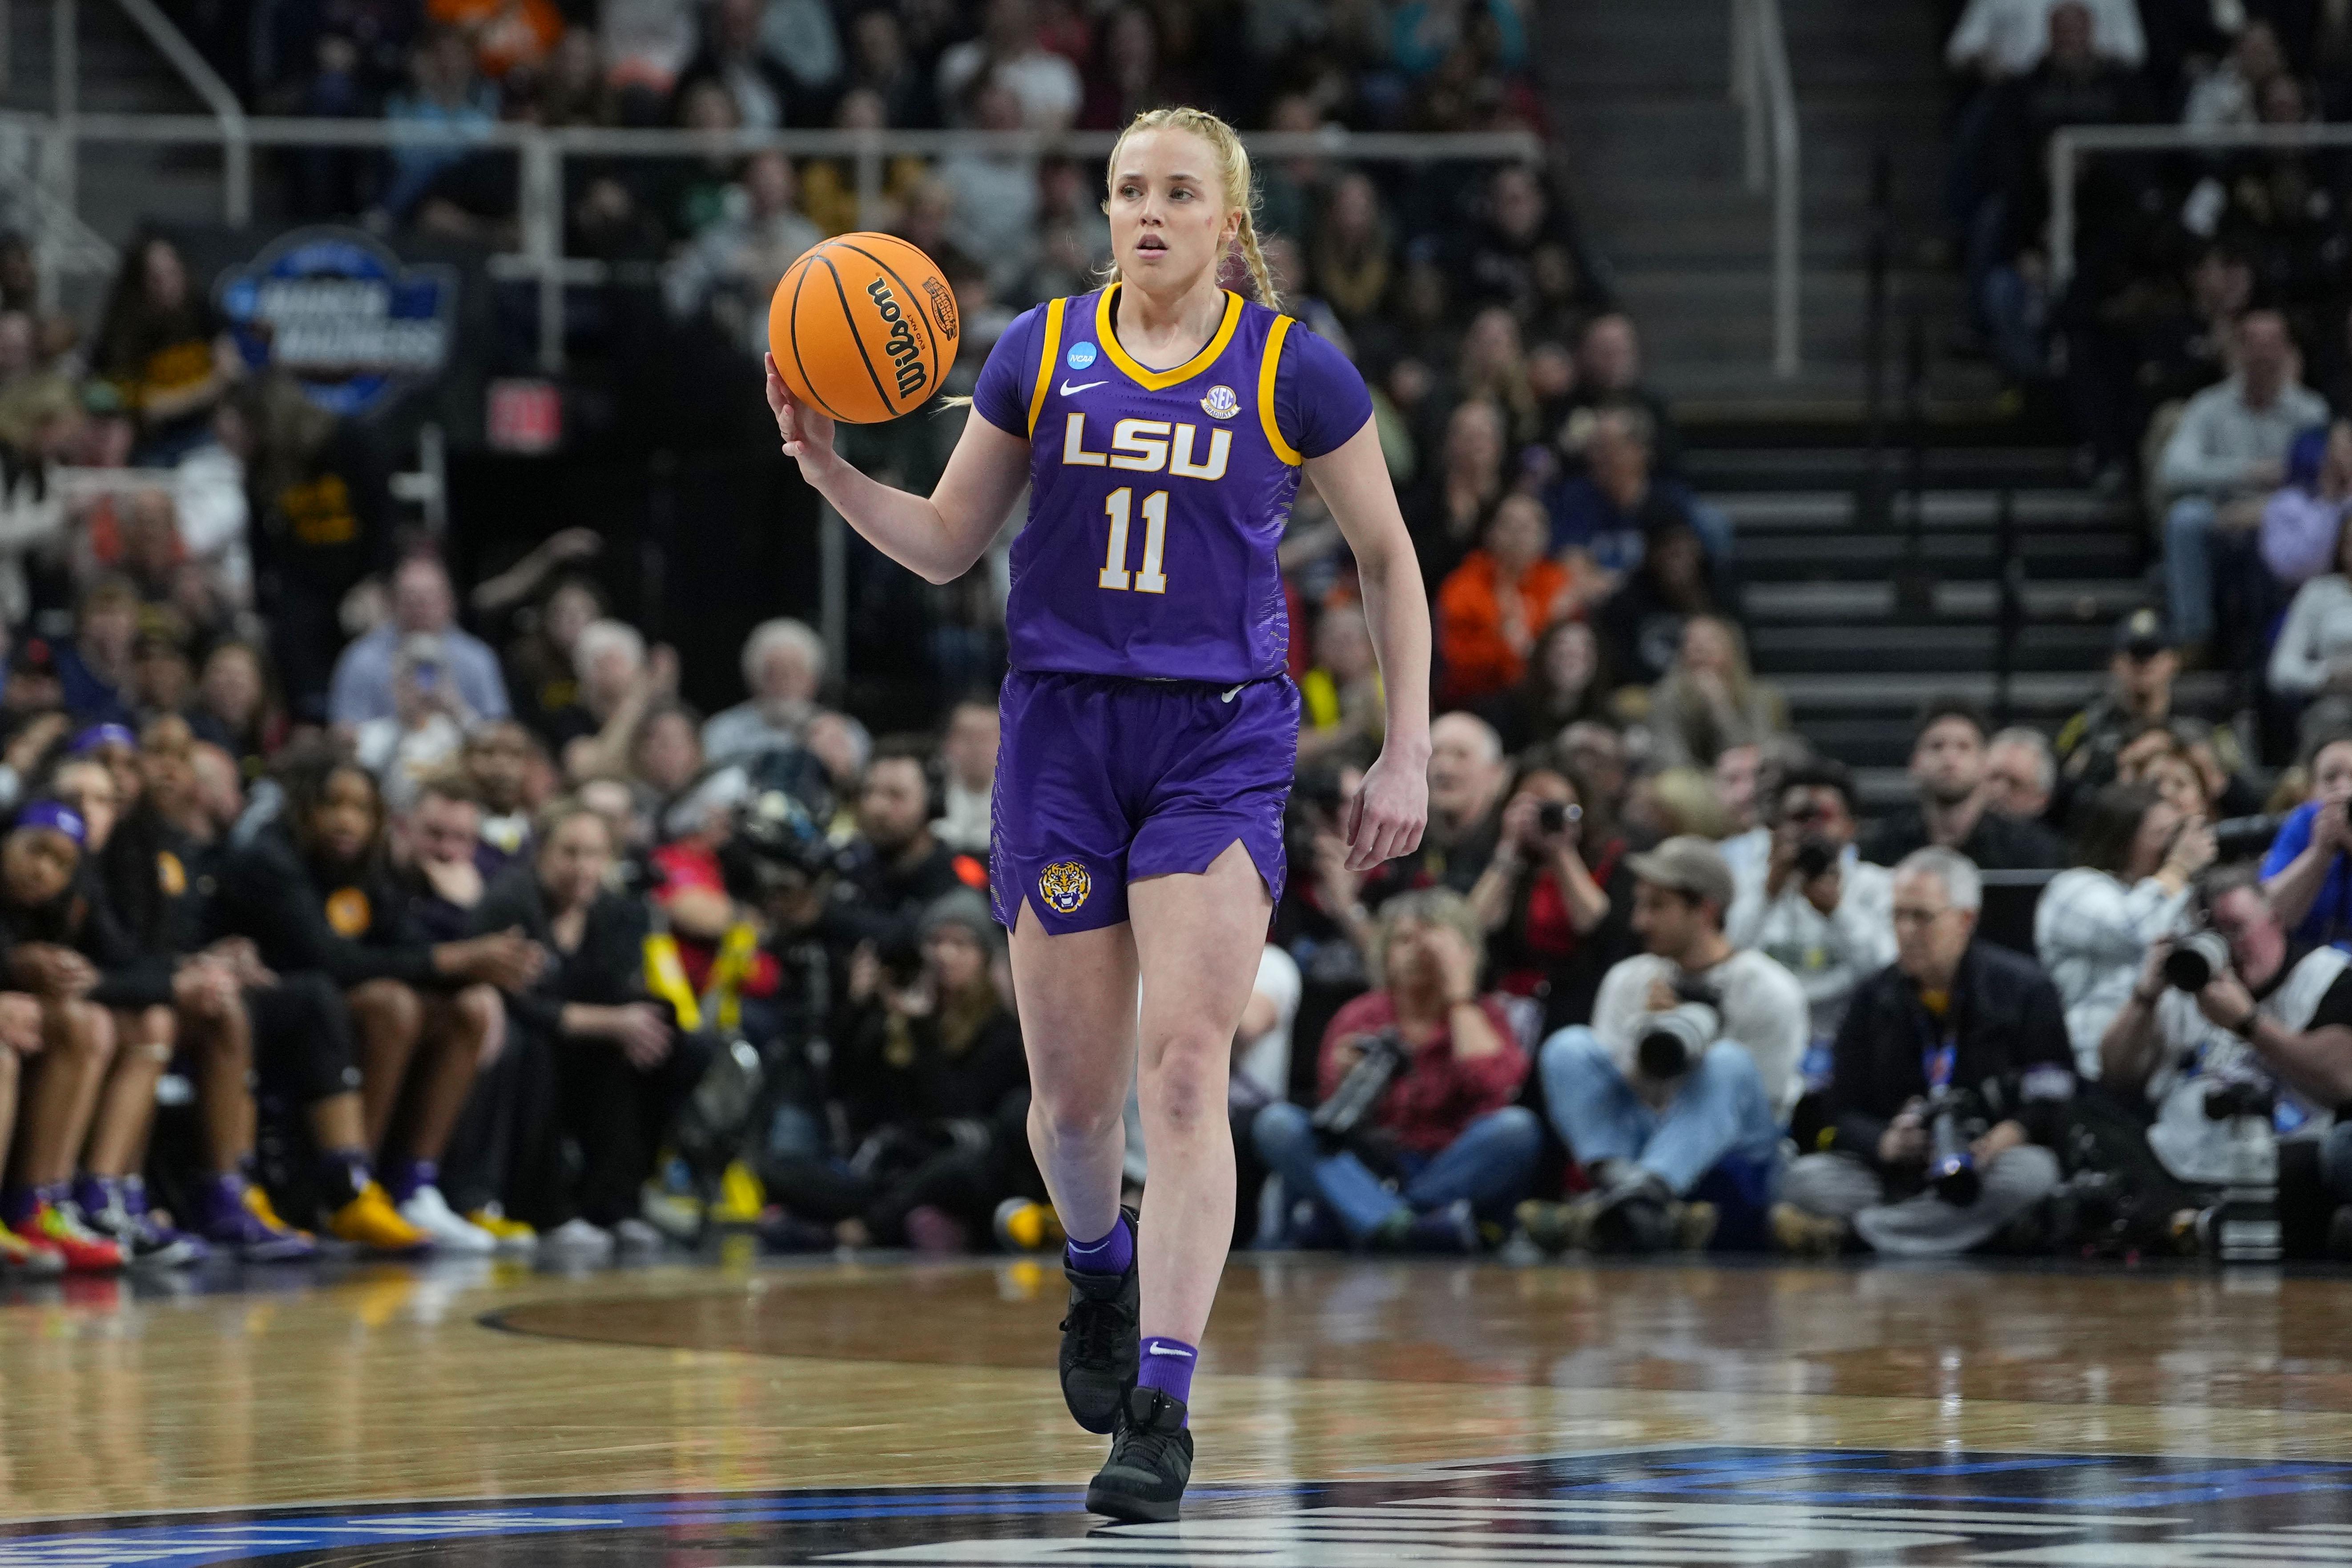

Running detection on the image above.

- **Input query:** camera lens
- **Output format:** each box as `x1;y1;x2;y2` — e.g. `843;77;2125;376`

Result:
2164;929;2229;992
1538;801;1567;833
1637;1029;1689;1080
1793;838;1836;881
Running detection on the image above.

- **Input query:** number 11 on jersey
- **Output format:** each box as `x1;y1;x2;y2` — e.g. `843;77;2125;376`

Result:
1099;488;1168;595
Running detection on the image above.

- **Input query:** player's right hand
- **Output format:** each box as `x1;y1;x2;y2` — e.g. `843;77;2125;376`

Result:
765;353;838;480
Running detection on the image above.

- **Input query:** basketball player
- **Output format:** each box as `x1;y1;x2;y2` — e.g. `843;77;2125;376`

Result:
763;106;1430;1521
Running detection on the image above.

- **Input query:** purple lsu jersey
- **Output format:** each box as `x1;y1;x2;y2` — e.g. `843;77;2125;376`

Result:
972;285;1372;683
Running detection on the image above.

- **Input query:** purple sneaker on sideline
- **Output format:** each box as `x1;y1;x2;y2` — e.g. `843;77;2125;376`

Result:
199;1175;318;1264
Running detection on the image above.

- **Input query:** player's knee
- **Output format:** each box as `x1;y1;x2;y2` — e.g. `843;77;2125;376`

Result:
1140;1028;1226;1132
1030;1088;1122;1150
66;1000;117;1063
350;979;421;1041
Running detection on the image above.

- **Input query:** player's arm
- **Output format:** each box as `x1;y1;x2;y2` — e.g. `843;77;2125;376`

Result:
765;353;1027;585
1309;419;1431;872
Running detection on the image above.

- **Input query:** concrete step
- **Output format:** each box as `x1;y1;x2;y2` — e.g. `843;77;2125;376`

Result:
1742;577;2151;623
1711;488;2132;530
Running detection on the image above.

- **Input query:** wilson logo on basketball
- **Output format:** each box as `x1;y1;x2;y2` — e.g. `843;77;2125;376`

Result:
921;276;959;339
865;279;928;400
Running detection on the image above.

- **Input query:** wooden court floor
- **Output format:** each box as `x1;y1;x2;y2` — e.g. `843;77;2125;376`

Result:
5;1253;2352;1564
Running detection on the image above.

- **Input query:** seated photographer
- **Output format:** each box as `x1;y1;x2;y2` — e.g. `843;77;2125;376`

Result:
2259;733;2352;948
1466;756;1635;1032
1726;759;1894;1045
1522;835;1804;1254
1774;849;2073;1257
1251;889;1539;1254
2037;782;2213;1077
2100;867;2352;1252
763;890;1032;1253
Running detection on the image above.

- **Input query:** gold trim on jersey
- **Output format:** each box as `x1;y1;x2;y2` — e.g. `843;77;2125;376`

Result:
1095;285;1243;391
1026;296;1067;435
1258;314;1302;466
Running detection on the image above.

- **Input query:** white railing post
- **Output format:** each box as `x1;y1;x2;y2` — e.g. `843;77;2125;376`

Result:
50;0;73;119
2048;128;2078;293
854;129;883;230
517;130;565;373
1755;0;1800;377
1731;0;1764;195
111;0;250;226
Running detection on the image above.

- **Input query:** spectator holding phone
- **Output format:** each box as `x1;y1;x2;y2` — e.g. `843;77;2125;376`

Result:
2035;781;2212;1076
1727;760;1895;1045
1467;756;1633;1032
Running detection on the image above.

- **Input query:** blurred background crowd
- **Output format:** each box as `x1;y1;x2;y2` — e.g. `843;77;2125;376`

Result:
0;0;2351;1277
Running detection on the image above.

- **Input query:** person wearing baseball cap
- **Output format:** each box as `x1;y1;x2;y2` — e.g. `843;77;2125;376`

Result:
2056;609;2181;793
1518;833;1806;1257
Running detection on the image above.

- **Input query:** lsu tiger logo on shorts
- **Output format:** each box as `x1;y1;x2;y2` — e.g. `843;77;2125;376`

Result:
1038;860;1091;915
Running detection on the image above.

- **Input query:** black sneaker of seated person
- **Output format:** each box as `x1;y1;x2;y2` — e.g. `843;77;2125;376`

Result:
1085;1384;1193;1523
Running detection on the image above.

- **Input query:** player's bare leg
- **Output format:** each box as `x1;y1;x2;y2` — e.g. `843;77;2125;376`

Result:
1008;907;1139;1248
1086;839;1271;1521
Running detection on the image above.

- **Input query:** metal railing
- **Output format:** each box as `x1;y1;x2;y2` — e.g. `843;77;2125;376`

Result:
2049;121;2352;288
4;111;1545;371
1729;0;1800;378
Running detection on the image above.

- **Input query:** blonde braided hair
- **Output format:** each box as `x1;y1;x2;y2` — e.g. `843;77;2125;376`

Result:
1104;106;1282;312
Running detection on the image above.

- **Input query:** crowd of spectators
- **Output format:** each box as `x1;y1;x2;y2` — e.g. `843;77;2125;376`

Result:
2;0;2352;1277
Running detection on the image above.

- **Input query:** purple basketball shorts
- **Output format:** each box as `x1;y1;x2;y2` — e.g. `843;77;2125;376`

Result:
989;669;1300;935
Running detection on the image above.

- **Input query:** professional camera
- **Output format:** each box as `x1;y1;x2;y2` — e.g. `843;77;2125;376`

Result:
1923;1088;1982;1206
1636;1001;1719;1081
1310;1028;1409;1145
2211;812;2291;864
721;789;838;907
1782;798;1839;882
1537;799;1583;836
2164;929;2231;993
2203;1076;2277;1123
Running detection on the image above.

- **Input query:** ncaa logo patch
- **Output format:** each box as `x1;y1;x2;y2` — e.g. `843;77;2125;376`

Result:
1038;860;1091;915
1065;341;1098;371
1200;383;1240;419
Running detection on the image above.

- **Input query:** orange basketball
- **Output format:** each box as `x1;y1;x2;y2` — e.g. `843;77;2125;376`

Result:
769;234;961;425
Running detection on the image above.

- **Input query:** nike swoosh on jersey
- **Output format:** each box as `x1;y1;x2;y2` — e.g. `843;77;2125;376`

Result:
1059;379;1107;396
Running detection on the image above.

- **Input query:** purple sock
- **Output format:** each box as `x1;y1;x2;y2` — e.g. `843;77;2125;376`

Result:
385;1158;435;1205
1136;1335;1196;1411
0;1186;36;1225
317;1149;373;1208
1065;1212;1133;1276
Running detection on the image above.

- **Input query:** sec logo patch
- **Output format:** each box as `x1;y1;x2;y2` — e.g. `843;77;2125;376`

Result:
325;887;372;937
1065;341;1098;370
1200;383;1239;419
1038;860;1091;915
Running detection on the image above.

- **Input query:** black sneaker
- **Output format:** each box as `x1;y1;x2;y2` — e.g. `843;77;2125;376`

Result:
1085;1385;1193;1523
1059;1206;1139;1434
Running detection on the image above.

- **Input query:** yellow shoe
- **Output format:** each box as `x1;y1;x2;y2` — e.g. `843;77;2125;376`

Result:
244;1184;314;1243
465;1206;537;1254
326;1182;432;1254
711;1161;766;1225
992;1198;1066;1253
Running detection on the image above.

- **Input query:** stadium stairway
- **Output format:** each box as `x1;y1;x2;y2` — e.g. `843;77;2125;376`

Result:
1692;428;2230;808
1539;0;1992;414
3;0;223;297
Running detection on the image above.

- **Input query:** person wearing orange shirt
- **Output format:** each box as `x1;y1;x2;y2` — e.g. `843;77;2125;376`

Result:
1436;493;1579;708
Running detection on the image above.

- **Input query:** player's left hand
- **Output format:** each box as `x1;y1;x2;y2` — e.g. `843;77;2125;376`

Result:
1343;747;1428;872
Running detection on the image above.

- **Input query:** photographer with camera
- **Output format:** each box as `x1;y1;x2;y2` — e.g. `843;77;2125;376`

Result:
2100;867;2352;1254
2036;781;2212;1075
2258;734;2352;947
1773;849;2073;1257
1520;835;1804;1254
1727;760;1895;1044
1251;889;1539;1253
1466;756;1635;1032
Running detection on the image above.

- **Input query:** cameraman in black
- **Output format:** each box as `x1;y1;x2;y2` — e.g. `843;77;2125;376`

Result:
1774;848;2074;1256
1726;760;1894;1046
2100;866;2352;1254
